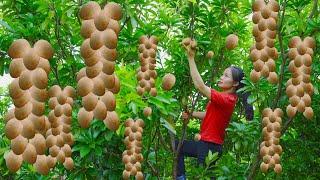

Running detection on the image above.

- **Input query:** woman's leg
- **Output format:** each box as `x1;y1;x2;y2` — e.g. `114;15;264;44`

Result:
175;140;198;177
196;141;222;179
197;141;222;165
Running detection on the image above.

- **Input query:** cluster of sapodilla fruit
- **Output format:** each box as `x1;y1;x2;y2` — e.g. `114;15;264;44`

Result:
250;0;280;84
46;86;76;173
136;35;158;96
5;39;56;174
122;119;145;180
77;1;122;130
260;108;283;174
285;36;315;119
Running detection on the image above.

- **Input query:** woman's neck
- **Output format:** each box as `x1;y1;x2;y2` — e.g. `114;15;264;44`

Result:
222;88;236;94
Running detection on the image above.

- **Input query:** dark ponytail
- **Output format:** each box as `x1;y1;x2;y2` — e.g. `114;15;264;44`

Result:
230;66;254;121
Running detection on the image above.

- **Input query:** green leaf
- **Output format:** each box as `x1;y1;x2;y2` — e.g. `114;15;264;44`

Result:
80;146;91;158
160;117;176;135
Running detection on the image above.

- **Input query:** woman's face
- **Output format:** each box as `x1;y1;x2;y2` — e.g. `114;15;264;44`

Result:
218;68;238;91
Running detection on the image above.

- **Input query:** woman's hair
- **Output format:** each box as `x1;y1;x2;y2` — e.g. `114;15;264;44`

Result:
230;66;254;121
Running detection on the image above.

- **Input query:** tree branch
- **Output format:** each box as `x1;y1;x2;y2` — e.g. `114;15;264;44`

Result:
272;0;287;108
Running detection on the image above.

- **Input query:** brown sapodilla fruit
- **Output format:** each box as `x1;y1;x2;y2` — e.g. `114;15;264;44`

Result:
93;100;108;120
303;107;314;120
80;39;95;59
9;79;24;99
33;40;54;59
86;61;102;78
14;102;32;120
104;2;122;20
22;143;37;164
104;28;118;49
79;1;101;20
4;109;15;123
143;107;152;117
32;68;48;89
48;85;62;98
38;58;51;75
82;92;98;111
100;46;117;61
286;85;296;97
302;54;312;67
90;30;105;50
94;11;110;31
150;88;157;97
286;105;297;118
100;90;116;111
253;59;264;71
5;151;23;172
302;93;311;107
266;59;276;72
274;164;282;174
11;135;28;155
289;95;300;107
84;54;100;67
104;111;119;131
107;19;120;35
62;144;72;157
109;75;120;94
250;70;261;83
19;70;33;90
46;134;57;148
297;44;307;55
123;170;131;179
64;157;74;170
5;118;22;140
77;76;94;97
289;36;302;48
30;133;47;155
261;65;270;77
266;18;277;31
9;58;26;78
182;37;191;46
92;77;106;96
63;86;75;98
162;73;176;91
258;19;267;31
252;12;262;24
206;51;214;59
8;39;31;58
139;35;148;44
78;107;93;128
99;73;115;89
46;155;57;169
267;72;278;84
252;25;261;37
57;93;67;105
63;103;72;117
21;118;35;139
13;91;30;108
252;0;265;12
268;0;280;12
297;100;306;113
102;59;115;75
137;86;145;96
54;105;63;117
261;7;271;19
49;145;60;157
303;37;315;49
34;155;49;175
56;135;65;147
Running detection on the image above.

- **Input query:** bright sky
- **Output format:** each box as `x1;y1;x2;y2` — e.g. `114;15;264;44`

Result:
0;73;13;88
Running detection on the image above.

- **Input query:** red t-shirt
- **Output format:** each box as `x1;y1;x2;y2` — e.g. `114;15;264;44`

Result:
200;89;237;144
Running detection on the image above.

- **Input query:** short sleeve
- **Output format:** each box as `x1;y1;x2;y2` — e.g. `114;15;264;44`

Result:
211;89;237;107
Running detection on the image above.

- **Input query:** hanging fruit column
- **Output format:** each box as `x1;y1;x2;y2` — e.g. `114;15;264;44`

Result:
77;1;122;130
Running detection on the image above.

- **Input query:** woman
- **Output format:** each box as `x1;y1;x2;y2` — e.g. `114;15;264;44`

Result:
176;43;253;180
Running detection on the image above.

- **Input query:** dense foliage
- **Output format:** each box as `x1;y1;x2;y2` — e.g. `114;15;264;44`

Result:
0;0;319;179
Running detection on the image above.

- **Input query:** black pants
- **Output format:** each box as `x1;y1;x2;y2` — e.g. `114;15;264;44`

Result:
175;139;222;177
